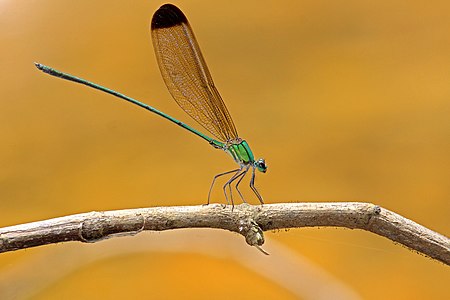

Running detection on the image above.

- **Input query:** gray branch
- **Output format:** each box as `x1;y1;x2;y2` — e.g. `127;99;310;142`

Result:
0;202;448;264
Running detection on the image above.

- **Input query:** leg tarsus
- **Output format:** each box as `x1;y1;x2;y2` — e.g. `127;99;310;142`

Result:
235;165;250;203
250;167;264;205
222;168;244;208
208;168;239;205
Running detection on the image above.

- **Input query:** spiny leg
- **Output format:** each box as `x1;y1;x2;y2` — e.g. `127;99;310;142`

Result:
222;167;245;207
250;167;264;204
228;168;247;203
235;165;250;203
207;169;241;204
208;168;240;205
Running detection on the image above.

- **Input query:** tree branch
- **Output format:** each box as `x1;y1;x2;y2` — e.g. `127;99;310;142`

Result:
0;202;448;264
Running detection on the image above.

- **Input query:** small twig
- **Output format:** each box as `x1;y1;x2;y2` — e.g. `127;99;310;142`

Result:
0;202;448;264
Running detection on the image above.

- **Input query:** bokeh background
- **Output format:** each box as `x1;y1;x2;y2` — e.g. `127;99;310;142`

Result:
1;0;449;299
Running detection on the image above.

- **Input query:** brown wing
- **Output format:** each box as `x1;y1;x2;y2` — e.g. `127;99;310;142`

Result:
151;4;238;142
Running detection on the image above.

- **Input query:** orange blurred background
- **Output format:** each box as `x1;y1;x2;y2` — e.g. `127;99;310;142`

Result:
1;0;449;299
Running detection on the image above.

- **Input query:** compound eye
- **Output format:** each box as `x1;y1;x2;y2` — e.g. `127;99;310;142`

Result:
256;159;267;173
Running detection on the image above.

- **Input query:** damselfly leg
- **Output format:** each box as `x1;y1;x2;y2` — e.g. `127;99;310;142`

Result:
222;167;246;206
235;165;250;203
250;167;264;204
207;168;239;204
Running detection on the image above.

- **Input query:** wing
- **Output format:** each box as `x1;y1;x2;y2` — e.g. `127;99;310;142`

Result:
151;4;238;142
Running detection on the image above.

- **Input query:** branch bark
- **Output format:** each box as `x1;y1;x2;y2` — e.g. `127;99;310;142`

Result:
0;202;448;264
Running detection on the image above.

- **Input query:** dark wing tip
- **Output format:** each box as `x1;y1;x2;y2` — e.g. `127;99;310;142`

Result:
151;4;187;29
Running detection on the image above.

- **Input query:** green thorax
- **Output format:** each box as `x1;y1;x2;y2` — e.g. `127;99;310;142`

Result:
226;139;255;165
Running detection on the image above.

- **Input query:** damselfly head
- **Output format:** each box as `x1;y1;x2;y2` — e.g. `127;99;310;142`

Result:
255;158;267;173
